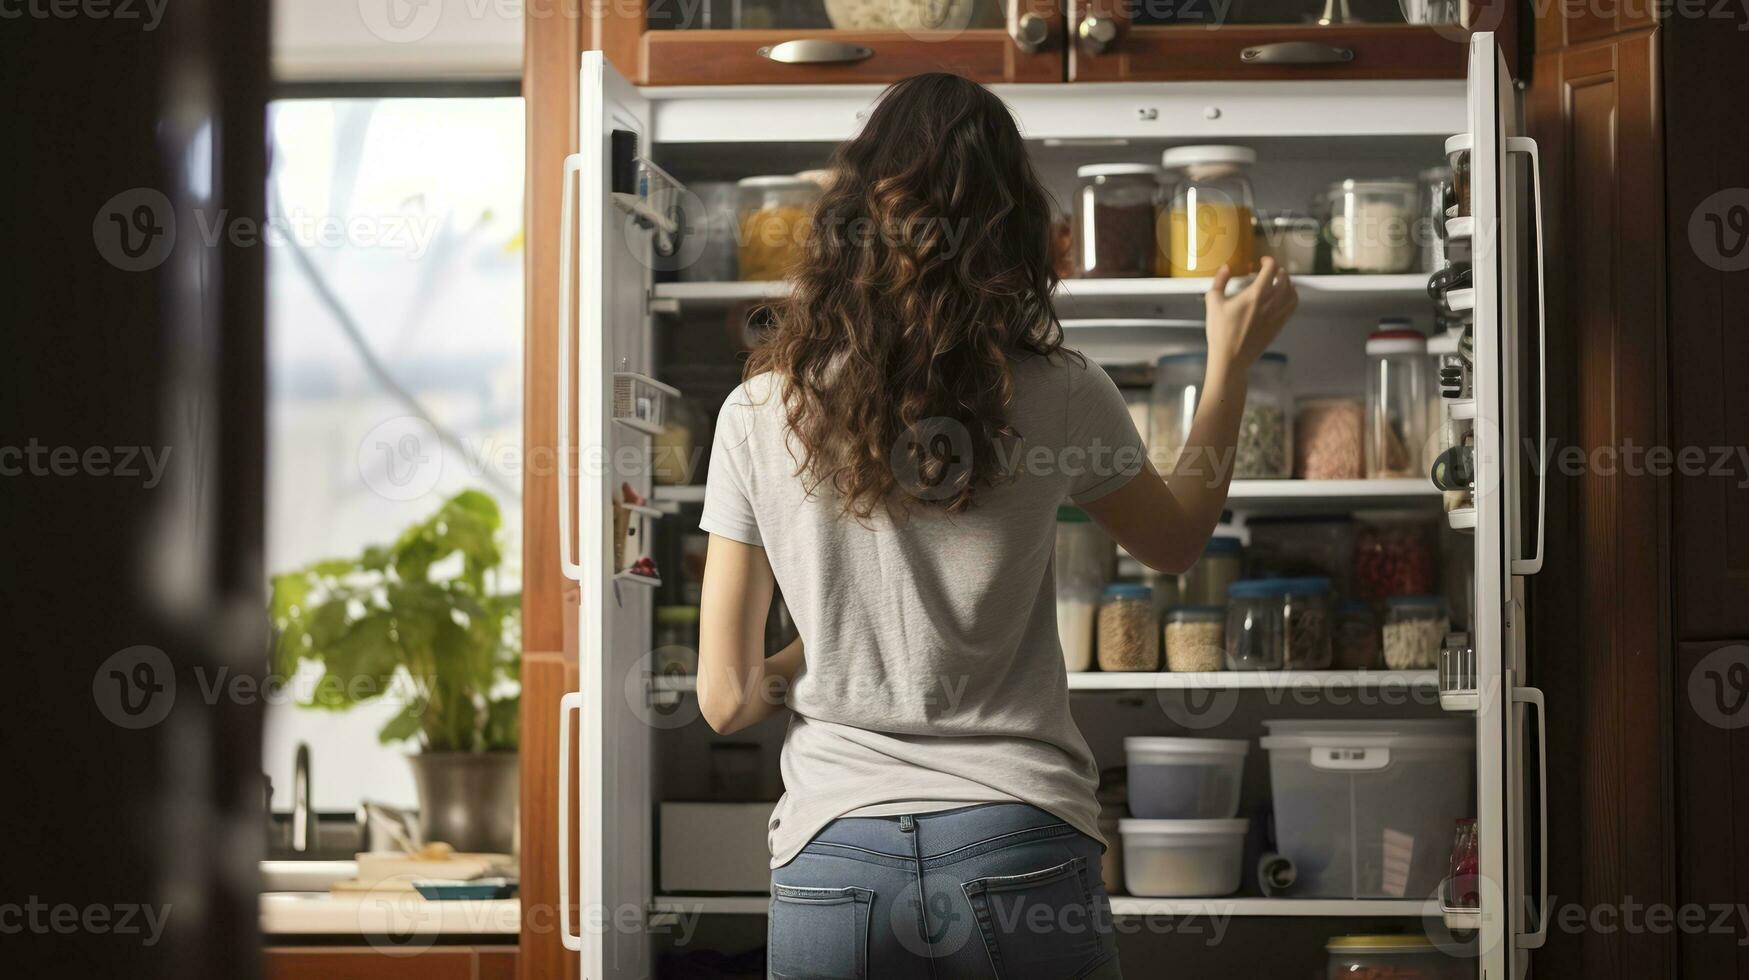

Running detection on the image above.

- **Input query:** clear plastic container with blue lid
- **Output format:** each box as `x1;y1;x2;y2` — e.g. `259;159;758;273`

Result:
1225;577;1334;671
1098;582;1160;672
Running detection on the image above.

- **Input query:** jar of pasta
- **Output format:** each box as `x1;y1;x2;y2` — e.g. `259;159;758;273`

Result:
1158;145;1258;278
736;176;819;281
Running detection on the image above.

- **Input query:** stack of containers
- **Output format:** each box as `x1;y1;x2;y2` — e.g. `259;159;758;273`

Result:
1119;737;1251;896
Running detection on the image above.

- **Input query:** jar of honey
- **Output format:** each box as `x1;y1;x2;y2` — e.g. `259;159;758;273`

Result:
1158;145;1258;278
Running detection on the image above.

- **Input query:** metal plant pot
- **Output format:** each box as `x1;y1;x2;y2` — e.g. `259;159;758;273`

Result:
407;752;519;855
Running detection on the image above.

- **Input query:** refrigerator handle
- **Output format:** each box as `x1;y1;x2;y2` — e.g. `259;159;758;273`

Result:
557;154;584;582
557;690;583;952
1506;136;1547;577
1512;684;1549;950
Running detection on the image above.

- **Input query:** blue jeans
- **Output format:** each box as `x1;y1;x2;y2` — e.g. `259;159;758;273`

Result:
768;803;1123;979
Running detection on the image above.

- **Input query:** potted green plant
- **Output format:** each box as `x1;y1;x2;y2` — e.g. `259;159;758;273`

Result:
269;490;521;854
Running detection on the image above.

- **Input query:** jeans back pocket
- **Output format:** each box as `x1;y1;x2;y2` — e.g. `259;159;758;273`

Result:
768;883;873;979
961;857;1110;979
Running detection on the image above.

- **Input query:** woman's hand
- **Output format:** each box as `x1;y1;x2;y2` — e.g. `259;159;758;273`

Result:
1202;257;1298;379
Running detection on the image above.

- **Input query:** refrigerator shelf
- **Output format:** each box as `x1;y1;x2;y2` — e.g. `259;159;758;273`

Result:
653;479;1440;511
614;570;663;588
648;670;1437;694
651;275;1435;319
648;895;1435;919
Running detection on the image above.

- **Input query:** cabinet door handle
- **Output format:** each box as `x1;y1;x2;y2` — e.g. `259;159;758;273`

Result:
1240;42;1355;64
557;691;583;952
1077;14;1118;54
1011;12;1050;52
757;39;874;64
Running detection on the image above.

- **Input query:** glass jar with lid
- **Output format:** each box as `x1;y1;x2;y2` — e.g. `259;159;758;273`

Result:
1149;351;1293;479
1164;606;1226;672
1382;595;1447;669
1158;145;1258;278
1279;577;1334;669
1097;583;1160;672
1365;322;1430;478
1325;178;1421;274
736;175;820;282
1225;579;1287;671
1225;577;1333;670
1072;163;1162;279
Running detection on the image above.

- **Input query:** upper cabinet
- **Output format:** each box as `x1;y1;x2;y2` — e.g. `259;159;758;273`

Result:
1068;0;1512;80
599;0;1513;84
624;0;1065;85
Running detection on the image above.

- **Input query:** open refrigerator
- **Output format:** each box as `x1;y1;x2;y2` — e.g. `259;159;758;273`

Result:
555;34;1548;979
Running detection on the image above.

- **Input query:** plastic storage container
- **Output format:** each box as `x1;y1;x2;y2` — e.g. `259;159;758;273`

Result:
1179;535;1243;607
1326;935;1470;980
1120;818;1249;897
1260;719;1474;899
1098;583;1160;671
1226;579;1287;671
1365;325;1431;478
1159;145;1257;277
1125;736;1248;819
1353;511;1439;599
1056;507;1113;672
1244;516;1354;595
1073;163;1162;278
1164;606;1226;672
1226;578;1333;671
1294;397;1365;480
1150;352;1292;479
1326;178;1421;274
1382;595;1447;670
736;176;819;281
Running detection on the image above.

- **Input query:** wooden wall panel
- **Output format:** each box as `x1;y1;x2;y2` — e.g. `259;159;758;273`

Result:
1665;3;1749;976
522;3;584;978
1664;2;1749;641
1676;639;1749;978
1526;24;1674;980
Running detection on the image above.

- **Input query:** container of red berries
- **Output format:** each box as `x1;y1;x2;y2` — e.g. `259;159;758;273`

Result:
1352;511;1438;600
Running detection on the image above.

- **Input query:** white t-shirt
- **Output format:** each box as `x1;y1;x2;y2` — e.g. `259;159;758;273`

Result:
699;353;1147;867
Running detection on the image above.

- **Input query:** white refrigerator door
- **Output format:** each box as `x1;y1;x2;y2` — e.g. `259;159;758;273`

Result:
1462;32;1549;980
557;50;659;980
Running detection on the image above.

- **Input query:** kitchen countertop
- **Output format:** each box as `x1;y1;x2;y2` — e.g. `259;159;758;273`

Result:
260;891;520;935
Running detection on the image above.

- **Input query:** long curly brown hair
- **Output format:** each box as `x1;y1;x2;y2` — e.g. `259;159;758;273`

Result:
745;73;1067;520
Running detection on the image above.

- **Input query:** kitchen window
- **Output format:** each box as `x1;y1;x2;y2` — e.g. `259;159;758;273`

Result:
262;94;524;812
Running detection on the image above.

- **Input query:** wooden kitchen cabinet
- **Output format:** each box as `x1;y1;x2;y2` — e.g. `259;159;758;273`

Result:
601;0;1064;85
264;946;515;980
1066;0;1514;81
